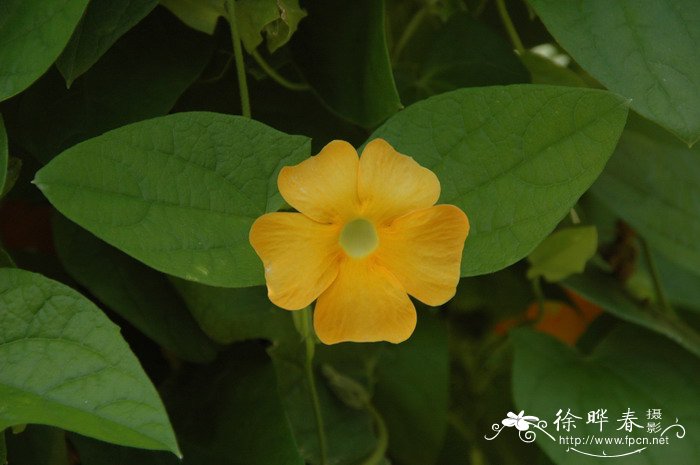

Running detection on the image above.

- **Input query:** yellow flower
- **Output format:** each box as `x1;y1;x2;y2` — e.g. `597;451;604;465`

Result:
249;139;469;344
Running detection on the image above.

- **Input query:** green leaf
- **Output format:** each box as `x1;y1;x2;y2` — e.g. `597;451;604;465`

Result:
527;226;598;282
71;343;304;465
56;0;159;85
0;158;20;199
0;0;90;101
52;215;218;363
34;112;310;287
237;0;307;53
12;11;213;163
394;13;529;105
0;248;16;268
591;117;700;276
269;338;378;465
564;268;700;358
159;0;224;35
519;51;587;88
373;313;449;465
0;268;179;454
512;326;700;464
5;426;69;465
171;279;294;344
528;0;700;145
291;0;402;127
371;85;629;277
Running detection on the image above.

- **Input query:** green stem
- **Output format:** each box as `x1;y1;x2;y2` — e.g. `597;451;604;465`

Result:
359;404;388;465
569;207;581;224
639;237;674;317
495;0;525;53
250;50;310;91
225;0;251;118
300;308;329;465
392;7;428;63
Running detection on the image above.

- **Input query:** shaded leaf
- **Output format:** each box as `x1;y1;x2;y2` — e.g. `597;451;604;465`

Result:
159;0;224;35
0;115;6;195
52;215;218;363
292;0;401;127
529;0;700;145
237;0;307;53
56;0;159;85
269;338;378;465
527;226;598;282
6;426;69;465
12;10;214;163
171;279;293;344
564;268;700;358
0;0;89;101
371;85;629;277
591;116;700;276
71;343;304;465
395;13;529;105
0;268;179;454
34;112;310;287
512;326;700;464
373;313;449;465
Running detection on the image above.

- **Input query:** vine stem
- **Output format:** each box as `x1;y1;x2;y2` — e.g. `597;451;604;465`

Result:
251;50;310;91
224;0;251;118
300;307;329;465
495;0;525;53
639;237;674;317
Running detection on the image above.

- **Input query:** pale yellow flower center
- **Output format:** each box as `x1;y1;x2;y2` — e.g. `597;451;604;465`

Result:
339;218;379;258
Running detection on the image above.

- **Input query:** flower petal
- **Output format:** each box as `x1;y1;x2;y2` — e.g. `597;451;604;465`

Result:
278;140;359;223
250;212;341;310
358;138;440;224
502;418;517;427
314;258;416;344
377;205;469;306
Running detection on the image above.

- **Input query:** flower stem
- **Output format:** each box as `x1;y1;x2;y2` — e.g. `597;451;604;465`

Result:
250;50;310;91
639;237;674;317
495;0;525;53
299;307;329;465
224;0;251;118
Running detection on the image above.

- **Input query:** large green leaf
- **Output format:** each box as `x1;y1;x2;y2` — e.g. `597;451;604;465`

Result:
291;0;401;127
591;117;700;276
529;0;700;145
0;268;179;454
171;279;293;344
371;85;629;277
0;0;89;101
34;112;310;287
394;13;529;105
52;215;218;363
564;268;700;358
56;0;159;85
512;326;700;464
373;313;449;465
11;10;213;163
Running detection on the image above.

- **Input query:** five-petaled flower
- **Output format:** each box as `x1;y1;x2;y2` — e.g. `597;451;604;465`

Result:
249;138;469;344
